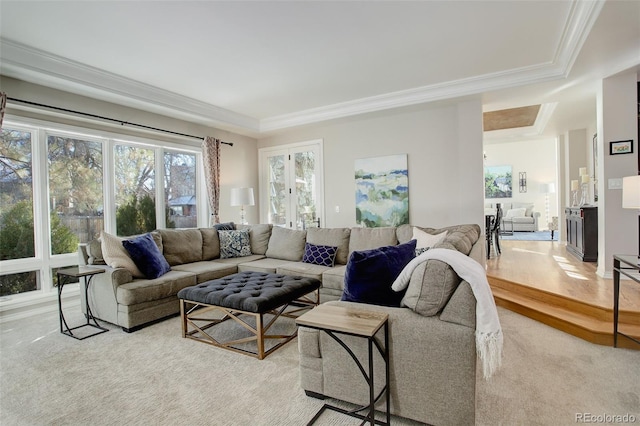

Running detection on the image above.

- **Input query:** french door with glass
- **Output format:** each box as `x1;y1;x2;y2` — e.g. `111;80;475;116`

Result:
259;141;323;230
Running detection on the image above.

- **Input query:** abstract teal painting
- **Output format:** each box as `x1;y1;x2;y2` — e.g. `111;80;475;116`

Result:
355;154;409;227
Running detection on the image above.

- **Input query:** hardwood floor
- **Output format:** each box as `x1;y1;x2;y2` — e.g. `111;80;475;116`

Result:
486;239;640;349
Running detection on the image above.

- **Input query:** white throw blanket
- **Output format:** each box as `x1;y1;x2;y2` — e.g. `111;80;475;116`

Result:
392;248;503;379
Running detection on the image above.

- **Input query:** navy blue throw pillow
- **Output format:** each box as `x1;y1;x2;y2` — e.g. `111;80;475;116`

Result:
341;240;417;307
302;243;338;267
122;233;171;279
214;222;235;231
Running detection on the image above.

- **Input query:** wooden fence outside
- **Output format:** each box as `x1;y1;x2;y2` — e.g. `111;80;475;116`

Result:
60;215;198;242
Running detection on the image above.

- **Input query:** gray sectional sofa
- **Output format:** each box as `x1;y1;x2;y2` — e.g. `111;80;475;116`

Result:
78;222;482;425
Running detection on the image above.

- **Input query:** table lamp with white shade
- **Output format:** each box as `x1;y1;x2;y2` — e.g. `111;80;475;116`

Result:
622;175;640;262
230;187;255;225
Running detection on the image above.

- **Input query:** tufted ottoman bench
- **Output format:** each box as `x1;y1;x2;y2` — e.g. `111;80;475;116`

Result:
177;271;321;359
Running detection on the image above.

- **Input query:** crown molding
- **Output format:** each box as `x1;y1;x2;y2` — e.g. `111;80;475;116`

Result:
261;0;603;132
0;39;260;135
260;64;562;132
0;0;603;135
552;0;605;78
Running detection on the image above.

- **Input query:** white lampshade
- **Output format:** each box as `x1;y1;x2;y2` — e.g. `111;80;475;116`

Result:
230;187;255;206
540;183;556;194
622;176;640;209
547;183;556;194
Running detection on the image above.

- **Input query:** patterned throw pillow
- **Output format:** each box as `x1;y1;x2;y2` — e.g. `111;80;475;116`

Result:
218;229;252;259
302;243;338;267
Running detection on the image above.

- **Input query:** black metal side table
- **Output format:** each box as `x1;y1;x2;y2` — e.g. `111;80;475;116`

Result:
57;266;108;340
613;254;640;347
296;304;390;426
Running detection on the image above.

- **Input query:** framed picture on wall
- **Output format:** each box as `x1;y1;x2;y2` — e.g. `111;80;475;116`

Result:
609;140;633;155
484;165;512;198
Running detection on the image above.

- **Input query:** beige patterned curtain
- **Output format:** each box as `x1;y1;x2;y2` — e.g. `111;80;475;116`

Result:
202;136;221;226
0;92;6;128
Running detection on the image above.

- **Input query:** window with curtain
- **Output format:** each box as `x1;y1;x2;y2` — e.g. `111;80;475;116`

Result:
0;119;204;299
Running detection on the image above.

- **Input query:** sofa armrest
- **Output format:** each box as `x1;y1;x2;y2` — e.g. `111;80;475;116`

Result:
299;300;476;425
79;264;133;325
78;243;89;266
533;211;540;227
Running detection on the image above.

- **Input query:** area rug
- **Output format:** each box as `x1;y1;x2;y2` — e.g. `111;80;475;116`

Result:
500;230;558;241
1;306;638;425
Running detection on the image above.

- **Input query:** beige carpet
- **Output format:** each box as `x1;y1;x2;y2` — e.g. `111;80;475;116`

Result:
1;306;638;426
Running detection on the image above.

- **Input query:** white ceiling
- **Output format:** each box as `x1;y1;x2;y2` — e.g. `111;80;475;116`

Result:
1;1;638;138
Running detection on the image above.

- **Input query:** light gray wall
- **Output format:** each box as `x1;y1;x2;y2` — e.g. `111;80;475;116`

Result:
596;69;638;277
0;76;259;225
258;99;485;230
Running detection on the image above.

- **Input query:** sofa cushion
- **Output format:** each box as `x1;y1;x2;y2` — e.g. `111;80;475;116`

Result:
302;243;338;267
218;229;252;258
238;258;299;274
505;207;527;218
265;226;307;261
429;224;481;256
341;240;416;307
400;258;462;316
321;265;347;293
348;227;398;253
122;233;171;279
213;254;265;266
512;203;534;217
172;261;238;284
511;216;535;224
306;227;351;265
277;262;332;282
100;231;144;278
159;229;203;266
236;224;273;255
116;270;196;305
200;228;220;260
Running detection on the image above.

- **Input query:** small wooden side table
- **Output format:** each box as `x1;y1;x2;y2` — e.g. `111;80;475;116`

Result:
57;266;108;340
296;304;390;426
613;255;640;348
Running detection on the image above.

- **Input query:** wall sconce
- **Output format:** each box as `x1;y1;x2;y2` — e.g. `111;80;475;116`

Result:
519;172;527;193
230;187;255;225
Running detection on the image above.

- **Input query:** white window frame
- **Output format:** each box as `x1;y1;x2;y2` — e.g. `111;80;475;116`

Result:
258;140;324;228
0;116;206;308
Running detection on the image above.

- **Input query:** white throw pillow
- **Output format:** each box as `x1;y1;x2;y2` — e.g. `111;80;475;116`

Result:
505;207;527;218
100;231;144;278
412;227;447;249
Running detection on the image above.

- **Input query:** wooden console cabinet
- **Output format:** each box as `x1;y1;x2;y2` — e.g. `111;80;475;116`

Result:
565;207;598;262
